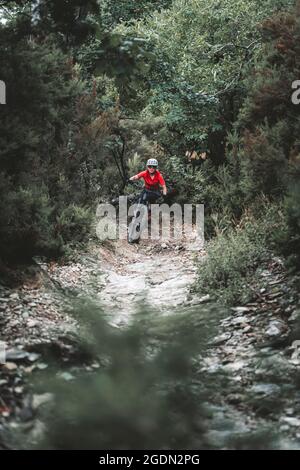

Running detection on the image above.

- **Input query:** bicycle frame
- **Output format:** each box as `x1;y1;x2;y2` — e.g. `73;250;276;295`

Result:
128;189;162;243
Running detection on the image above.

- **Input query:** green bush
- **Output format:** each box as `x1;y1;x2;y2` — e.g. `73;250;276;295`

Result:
194;203;285;305
275;180;300;272
0;180;57;261
239;125;288;201
0;176;93;262
55;205;93;246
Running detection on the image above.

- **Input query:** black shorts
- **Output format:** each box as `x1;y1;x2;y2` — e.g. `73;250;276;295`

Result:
139;189;161;204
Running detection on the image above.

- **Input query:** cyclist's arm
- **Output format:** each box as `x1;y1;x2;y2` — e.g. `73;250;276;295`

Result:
130;171;145;182
158;173;167;196
161;184;167;196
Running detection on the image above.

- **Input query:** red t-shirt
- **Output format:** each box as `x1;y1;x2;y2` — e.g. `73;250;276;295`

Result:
137;170;166;191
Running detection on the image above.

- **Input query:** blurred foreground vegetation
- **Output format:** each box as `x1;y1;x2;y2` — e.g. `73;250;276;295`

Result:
33;300;224;450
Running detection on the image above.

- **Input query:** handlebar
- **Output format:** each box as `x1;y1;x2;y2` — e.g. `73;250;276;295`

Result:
126;178;139;185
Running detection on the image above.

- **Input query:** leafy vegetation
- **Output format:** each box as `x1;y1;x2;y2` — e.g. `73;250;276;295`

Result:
1;0;299;270
194;203;285;305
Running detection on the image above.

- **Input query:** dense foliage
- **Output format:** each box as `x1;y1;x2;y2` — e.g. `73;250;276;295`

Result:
0;0;299;273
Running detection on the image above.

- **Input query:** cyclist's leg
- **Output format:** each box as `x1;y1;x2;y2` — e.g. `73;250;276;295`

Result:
145;190;161;225
136;189;147;204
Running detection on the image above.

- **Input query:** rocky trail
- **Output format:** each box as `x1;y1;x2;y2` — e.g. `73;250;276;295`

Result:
0;236;300;449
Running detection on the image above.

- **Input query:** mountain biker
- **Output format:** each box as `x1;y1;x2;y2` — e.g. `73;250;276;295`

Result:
129;158;167;204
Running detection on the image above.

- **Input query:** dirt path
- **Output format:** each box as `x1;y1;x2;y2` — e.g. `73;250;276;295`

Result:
94;238;205;326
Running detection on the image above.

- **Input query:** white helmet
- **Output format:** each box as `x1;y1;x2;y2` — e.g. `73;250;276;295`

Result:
147;158;158;167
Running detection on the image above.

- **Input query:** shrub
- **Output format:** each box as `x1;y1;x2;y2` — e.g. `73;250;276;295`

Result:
55;205;93;246
275;180;300;272
194;203;285;305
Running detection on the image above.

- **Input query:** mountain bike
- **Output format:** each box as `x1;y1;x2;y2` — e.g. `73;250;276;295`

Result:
111;179;177;244
127;187;164;244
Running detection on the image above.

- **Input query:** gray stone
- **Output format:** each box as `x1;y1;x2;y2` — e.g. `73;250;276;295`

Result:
231;316;248;325
280;417;300;427
231;307;250;314
265;321;286;338
9;293;20;300
32;393;54;410
250;383;281;396
6;349;29;361
211;333;231;346
223;360;246;372
28;353;41;362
